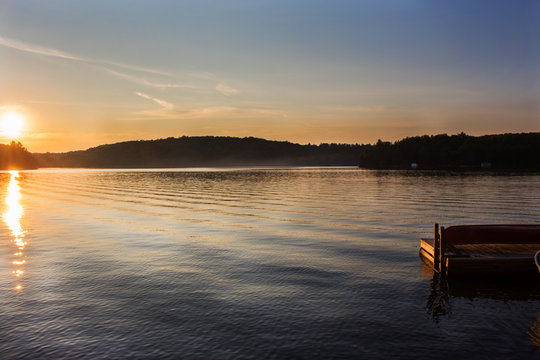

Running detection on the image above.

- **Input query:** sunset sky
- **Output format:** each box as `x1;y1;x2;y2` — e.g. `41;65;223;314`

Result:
1;0;539;152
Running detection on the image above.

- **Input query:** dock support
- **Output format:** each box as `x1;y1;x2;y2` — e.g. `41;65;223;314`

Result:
439;226;446;275
433;223;440;272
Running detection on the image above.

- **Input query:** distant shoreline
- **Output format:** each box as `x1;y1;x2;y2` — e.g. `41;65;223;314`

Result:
32;136;363;169
357;132;540;171
2;132;539;170
7;167;539;175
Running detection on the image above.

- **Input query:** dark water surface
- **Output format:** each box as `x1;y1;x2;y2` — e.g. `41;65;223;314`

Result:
1;168;539;359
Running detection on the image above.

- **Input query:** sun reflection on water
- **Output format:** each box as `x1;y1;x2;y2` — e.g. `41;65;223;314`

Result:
3;170;26;291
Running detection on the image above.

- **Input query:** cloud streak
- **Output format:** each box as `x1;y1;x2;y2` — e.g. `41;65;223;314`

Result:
127;106;239;121
216;83;239;96
125;105;288;122
0;35;244;98
135;92;174;110
0;35;168;75
100;67;197;89
0;35;82;60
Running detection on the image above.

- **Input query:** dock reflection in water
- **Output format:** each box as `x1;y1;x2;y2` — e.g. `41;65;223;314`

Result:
422;259;540;351
2;170;26;291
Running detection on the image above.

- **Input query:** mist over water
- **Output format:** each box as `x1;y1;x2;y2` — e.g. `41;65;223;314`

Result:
1;168;539;359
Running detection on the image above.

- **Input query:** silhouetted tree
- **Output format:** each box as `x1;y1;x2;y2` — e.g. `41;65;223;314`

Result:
0;141;38;170
357;133;540;170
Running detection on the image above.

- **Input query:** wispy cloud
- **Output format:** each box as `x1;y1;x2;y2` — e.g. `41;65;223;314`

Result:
333;105;392;113
184;106;238;117
0;35;168;75
99;67;197;89
135;92;174;110
0;35;83;61
216;83;239;96
126;106;239;121
0;105;22;110
99;60;169;76
189;72;218;81
23;99;133;109
1;35;247;104
124;105;288;122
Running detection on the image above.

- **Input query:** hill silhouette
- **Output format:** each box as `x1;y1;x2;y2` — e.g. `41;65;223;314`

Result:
34;136;363;168
358;132;540;170
0;141;38;170
25;132;540;170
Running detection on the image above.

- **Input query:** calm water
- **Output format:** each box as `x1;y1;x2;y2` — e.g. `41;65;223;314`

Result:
1;168;539;359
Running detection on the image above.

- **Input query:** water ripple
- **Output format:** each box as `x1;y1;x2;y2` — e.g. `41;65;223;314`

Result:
1;168;539;359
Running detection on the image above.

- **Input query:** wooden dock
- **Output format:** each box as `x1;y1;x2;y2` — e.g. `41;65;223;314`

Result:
420;224;540;276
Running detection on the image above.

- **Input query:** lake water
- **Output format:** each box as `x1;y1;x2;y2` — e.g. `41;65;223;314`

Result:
1;168;539;359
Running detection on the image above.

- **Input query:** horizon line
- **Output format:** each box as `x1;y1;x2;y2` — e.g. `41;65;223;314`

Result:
11;131;537;154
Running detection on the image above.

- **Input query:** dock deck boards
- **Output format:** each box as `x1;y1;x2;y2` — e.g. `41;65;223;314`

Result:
419;225;540;276
453;243;539;258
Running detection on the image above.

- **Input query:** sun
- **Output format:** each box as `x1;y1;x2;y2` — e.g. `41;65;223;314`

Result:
1;111;24;139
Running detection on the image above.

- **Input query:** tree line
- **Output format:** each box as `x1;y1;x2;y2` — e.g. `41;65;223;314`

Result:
34;136;363;168
0;141;38;170
357;132;540;170
2;133;539;170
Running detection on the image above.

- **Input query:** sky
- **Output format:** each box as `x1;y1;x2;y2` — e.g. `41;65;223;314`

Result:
0;0;539;152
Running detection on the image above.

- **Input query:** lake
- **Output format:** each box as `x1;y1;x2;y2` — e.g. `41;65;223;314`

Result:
1;168;539;359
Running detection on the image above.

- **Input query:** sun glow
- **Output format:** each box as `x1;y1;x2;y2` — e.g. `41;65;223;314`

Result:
1;111;24;139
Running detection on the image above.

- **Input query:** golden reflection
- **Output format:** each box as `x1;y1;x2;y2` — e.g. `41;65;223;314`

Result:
2;170;26;291
13;269;23;277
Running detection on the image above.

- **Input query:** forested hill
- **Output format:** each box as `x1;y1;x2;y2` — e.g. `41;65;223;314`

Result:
34;136;363;168
28;132;540;170
358;132;540;170
0;141;38;170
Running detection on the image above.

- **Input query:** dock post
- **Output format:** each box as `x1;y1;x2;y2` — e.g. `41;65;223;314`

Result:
439;226;446;275
433;223;440;272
